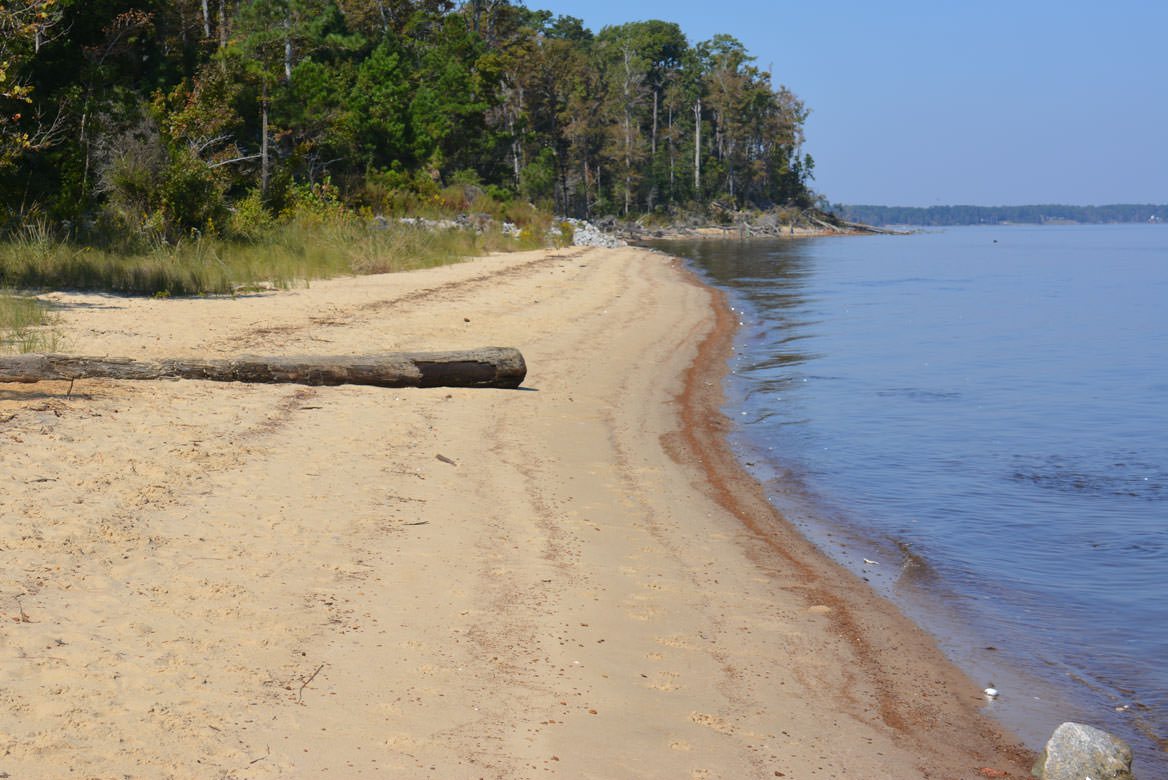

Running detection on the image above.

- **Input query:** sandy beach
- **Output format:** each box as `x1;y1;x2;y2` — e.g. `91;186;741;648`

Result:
1;246;1033;778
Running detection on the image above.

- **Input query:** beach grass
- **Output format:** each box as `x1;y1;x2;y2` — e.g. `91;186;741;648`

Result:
0;290;60;354
0;215;546;298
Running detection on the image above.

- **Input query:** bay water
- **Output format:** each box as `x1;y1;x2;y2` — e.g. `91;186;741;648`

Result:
654;225;1167;774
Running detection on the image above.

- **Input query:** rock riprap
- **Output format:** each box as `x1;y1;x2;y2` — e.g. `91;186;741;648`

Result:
561;217;627;248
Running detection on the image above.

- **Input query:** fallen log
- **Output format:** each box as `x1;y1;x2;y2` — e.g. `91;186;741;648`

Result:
0;347;526;389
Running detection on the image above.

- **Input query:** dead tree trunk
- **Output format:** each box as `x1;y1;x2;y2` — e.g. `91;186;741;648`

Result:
693;97;702;203
0;348;526;389
260;81;270;196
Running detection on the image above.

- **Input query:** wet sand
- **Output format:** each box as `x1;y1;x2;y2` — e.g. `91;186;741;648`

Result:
1;246;1033;778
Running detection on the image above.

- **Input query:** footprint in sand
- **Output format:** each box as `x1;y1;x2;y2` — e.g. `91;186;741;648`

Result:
626;604;662;621
654;634;695;650
689;711;734;735
646;671;681;691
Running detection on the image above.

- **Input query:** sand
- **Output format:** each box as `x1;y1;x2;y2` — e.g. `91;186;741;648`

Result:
1;246;1034;778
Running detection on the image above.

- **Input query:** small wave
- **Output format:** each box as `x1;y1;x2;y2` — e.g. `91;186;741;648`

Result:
876;387;962;401
894;540;941;587
841;276;943;288
1009;454;1167;501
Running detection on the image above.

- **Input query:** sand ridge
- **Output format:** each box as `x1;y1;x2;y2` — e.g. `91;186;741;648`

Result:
1;247;1032;778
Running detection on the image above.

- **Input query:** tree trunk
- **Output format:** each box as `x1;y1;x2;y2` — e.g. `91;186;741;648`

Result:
727;138;735;203
693;97;701;202
218;0;228;50
651;88;658;157
80;112;90;195
582;158;590;218
283;13;293;83
558;154;568;216
623;99;632;217
261;82;270;196
506;83;522;187
620;45;637;218
667;104;674;202
0;348;528;390
202;0;211;38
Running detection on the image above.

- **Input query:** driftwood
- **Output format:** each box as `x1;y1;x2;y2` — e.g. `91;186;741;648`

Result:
836;218;913;235
0;347;526;389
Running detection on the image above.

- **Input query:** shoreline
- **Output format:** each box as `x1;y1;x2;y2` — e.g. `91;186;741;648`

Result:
672;229;1166;774
2;246;1033;777
622;225;874;243
667;260;1037;773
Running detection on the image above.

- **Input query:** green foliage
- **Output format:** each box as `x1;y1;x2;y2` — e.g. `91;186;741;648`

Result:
281;177;347;224
0;177;553;296
158;147;230;233
355;166;438;215
2;0;818;256
555;220;574;247
520;147;557;205
408;13;496;174
229;189;276;239
90;110;229;243
346;37;412;167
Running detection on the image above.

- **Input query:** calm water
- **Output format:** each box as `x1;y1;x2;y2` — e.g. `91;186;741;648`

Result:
655;225;1168;775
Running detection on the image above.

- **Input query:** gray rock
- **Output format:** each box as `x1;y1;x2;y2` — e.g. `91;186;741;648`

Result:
1032;722;1134;780
560;218;626;248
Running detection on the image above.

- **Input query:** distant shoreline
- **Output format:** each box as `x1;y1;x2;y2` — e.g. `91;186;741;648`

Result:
836;202;1167;227
627;224;861;241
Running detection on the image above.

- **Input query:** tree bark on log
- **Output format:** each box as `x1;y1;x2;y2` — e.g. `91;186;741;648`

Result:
0;348;526;389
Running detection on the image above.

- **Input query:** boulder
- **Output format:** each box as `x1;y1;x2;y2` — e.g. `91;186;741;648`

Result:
1032;722;1134;779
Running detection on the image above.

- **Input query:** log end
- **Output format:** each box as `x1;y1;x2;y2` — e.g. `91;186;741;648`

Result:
415;347;527;389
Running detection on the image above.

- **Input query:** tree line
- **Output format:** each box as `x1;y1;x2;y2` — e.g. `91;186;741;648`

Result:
838;203;1168;227
0;0;816;242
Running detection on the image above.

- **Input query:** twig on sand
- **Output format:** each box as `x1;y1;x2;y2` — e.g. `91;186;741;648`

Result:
298;663;326;703
249;745;271;765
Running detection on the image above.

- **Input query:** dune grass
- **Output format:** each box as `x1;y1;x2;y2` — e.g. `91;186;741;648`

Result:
0;215;544;298
0;186;555;356
0;291;60;354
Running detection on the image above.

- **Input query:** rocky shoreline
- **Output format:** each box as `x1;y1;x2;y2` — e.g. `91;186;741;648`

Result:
390;208;897;251
579;208;905;244
384;204;913;253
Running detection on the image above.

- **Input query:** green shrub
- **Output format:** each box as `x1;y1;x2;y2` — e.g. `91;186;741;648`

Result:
229;189;275;240
556;220;575;247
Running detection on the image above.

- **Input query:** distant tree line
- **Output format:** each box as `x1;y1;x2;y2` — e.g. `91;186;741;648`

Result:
0;0;815;241
837;203;1168;227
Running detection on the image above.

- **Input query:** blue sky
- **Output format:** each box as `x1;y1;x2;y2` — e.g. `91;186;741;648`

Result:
523;0;1168;207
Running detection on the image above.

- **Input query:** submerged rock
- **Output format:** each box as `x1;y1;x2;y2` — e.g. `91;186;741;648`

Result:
1032;722;1133;779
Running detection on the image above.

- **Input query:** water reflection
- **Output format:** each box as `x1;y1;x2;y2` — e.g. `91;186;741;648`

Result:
656;237;823;386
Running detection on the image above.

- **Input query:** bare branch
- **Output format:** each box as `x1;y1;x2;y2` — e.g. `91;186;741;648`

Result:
207;153;262;169
26;102;69;151
192;134;232;155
